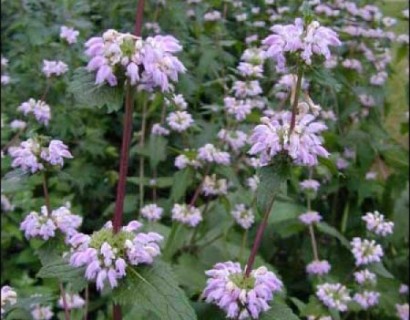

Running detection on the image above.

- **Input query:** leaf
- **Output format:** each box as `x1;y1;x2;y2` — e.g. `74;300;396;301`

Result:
149;135;168;170
68;67;124;113
174;253;207;297
113;260;197;320
318;157;339;176
1;169;30;193
269;201;306;225
256;159;290;217
260;300;300;320
170;168;194;202
368;262;395;279
316;222;350;248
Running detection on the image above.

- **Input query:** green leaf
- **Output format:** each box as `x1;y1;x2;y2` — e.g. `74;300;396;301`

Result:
269;201;306;225
113;260;197;320
68;67;124;113
170;168;194;202
1;169;30;193
368;262;395;279
316;222;350;249
174;253;207;297
149;135;168;170
260;300;300;320
318;157;339;176
256;159;290;217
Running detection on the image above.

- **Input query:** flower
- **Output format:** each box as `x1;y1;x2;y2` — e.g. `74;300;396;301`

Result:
306;260;331;276
249;112;329;167
165;94;188;110
342;59;363;72
218;129;248;152
58;293;85;309
1;194;15;212
316;283;351;312
362;211;394;237
151;123;170;136
365;171;377;180
140;204;163;221
69;220;163;291
42;60;68;77
224;97;252;121
231;204;254;229
40;140;73;166
396;303;409;320
60;26;79;44
232;80;262;98
263;19;341;71
350;237;384;266
171;204;202;227
299;211;322;225
9;138;43;173
1;286;17;316
17;99;51;125
202;261;283;319
246;175;260;192
20;205;82;240
299;179;320;192
174;151;201;169
354;269;377;285
9;120;26;130
336;157;349;170
31;304;53;320
202;175;228;196
353;291;380;309
400;284;409;295
204;10;222;21
85;30;185;91
198;144;231;165
166;111;194;132
359;94;375;107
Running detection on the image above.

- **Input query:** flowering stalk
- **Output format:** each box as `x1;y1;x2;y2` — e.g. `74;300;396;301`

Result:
289;65;304;133
112;83;135;233
307;198;319;261
244;195;276;277
59;284;70;320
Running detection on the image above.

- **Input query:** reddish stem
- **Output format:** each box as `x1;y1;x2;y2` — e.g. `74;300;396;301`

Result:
244;196;276;277
289;66;304;133
134;0;145;37
112;84;134;233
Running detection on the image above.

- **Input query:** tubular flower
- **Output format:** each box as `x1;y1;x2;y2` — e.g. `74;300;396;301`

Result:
316;283;351;312
350;237;384;266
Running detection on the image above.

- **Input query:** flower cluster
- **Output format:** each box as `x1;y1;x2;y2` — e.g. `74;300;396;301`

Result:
42;60;68;78
171;203;202;227
299;179;320;192
354;269;377;285
249;112;329;167
198;144;231;165
353;291;380;309
85;29;185;91
316;283;351;312
58;293;85;310
1;286;17;316
350;237;384;266
202;261;283;319
1;56;10;85
202;175;228;196
17;98;51;125
263;18;341;71
362;211;394;237
60;26;79;44
20;205;82;241
9;138;73;173
231;204;255;229
69;220;163;291
299;211;322;225
31;304;53;320
396;303;409;320
166;110;194;132
306;260;331;276
140;204;163;222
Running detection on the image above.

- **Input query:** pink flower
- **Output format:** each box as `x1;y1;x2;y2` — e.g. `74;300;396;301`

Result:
299;211;322;225
306;260;331;276
60;26;79;44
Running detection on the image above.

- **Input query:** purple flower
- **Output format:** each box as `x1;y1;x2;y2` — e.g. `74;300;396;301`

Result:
198;144;231;165
249;112;329;167
202;261;283;319
354;269;377;285
362;211;394;237
42;60;68;78
9;139;43;173
171;204;202;227
20;207;57;240
60;26;79;44
231;204;254;229
299;211;322;225
353;291;380;309
40;140;73;167
396;303;409;320
58;293;85;310
17;99;51;125
306;260;331;276
299;179;320;192
140;204;163;222
351;237;384;266
316;283;351;312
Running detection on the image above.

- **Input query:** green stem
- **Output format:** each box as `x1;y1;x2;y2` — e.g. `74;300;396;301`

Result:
238;229;248;263
42;172;51;215
139;98;148;211
59;283;71;320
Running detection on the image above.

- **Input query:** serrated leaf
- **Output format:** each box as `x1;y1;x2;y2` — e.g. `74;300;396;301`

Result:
316;222;350;248
260;300;300;320
113;260;197;320
68;67;124;113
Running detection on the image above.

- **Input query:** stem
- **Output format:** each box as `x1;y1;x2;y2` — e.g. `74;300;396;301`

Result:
42;172;51;215
83;285;89;320
244;196;276;277
289;65;304;133
189;164;211;207
112;83;135;233
59;283;70;320
308;225;319;261
134;0;145;37
113;305;122;320
139;99;148;211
